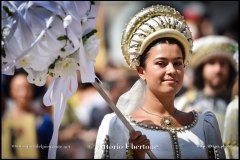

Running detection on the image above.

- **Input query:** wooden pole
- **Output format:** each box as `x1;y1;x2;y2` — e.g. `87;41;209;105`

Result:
92;79;157;159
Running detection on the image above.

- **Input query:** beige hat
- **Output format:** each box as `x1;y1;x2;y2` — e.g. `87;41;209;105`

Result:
191;35;238;70
121;5;193;69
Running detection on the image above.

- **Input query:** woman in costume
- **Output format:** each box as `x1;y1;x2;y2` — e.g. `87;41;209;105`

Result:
94;5;225;159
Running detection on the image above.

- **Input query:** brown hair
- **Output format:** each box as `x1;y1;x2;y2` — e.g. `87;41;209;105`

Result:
139;38;185;69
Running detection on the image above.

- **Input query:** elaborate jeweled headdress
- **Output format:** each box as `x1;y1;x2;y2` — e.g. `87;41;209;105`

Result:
121;5;193;69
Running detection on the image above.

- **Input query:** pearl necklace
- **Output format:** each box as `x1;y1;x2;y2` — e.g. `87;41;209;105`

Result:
140;107;177;128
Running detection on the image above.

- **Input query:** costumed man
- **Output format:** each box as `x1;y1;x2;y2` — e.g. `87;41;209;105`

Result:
175;35;238;136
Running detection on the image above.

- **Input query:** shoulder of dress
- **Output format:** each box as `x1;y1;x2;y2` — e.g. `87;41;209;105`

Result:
201;111;218;128
99;113;129;139
101;113;117;124
203;110;216;117
203;111;217;120
101;113;127;128
102;112;117;119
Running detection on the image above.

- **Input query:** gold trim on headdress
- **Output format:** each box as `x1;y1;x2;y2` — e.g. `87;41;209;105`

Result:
121;5;193;69
191;35;238;70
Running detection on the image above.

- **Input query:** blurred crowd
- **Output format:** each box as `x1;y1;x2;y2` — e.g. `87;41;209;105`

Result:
1;1;238;159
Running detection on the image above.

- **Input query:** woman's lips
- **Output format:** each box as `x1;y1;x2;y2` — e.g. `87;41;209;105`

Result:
163;79;178;82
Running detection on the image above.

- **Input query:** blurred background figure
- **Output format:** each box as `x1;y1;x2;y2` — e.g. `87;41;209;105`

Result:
175;67;195;98
1;70;53;159
1;93;6;118
58;84;104;159
183;1;215;40
175;35;237;136
223;75;238;159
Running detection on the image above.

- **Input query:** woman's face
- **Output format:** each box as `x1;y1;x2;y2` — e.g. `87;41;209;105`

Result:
10;74;33;108
138;43;184;96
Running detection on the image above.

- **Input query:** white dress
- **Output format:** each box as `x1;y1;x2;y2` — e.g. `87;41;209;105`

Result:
94;111;226;159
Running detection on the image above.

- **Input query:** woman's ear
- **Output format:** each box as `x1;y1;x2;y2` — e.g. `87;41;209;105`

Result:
137;66;146;80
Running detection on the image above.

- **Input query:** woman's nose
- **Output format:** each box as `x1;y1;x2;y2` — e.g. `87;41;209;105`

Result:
166;63;176;74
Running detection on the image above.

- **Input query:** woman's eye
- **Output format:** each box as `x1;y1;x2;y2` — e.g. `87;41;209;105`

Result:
156;62;166;67
174;61;183;66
